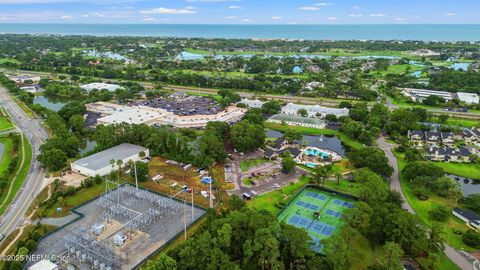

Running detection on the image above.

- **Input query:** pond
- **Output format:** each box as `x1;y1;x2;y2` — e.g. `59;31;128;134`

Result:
266;129;346;157
447;174;480;196
33;96;67;112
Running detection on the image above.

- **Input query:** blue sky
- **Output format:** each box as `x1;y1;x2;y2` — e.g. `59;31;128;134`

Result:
0;0;478;24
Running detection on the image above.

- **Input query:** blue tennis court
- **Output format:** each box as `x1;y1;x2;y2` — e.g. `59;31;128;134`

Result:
325;209;342;218
333;199;354;208
309;221;336;236
296;200;319;211
288;214;314;229
304;192;327;201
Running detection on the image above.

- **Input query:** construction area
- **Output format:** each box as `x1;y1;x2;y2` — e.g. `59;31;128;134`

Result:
27;184;206;270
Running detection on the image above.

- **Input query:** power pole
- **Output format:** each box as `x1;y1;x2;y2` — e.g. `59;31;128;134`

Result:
134;161;138;189
191;188;194;222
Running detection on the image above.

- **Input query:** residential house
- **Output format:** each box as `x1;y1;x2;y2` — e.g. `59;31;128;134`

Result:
452;208;480;230
425;131;441;144
408;130;425;143
441;132;455;145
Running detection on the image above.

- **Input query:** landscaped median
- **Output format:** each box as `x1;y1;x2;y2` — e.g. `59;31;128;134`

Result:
0;133;32;215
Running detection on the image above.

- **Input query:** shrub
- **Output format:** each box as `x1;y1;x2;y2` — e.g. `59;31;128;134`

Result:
462;230;480;249
412;186;429;200
429;206;450;222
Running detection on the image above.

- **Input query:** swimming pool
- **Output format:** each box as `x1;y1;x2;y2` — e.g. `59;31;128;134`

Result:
304;148;329;157
305;163;318;168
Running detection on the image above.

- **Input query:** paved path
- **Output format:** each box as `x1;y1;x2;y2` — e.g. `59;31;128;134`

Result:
37;213;80;227
0;85;48;249
377;136;473;270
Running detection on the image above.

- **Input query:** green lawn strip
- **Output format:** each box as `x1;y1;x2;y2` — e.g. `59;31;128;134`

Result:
395;152;475;252
323;180;362;196
433;162;480;180
0;135;13;175
265;122;364;150
11;96;35;118
240;158;271;172
44;181;112;217
0;135;32;215
248;176;309;215
390;99;480;115
0;117;14;131
0;58;20;64
417;254;461;270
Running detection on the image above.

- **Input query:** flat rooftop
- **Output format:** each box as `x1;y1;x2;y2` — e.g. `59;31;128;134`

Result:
72;143;148;171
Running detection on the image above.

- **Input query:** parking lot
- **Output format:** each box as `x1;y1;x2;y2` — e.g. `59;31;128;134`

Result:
226;151;305;198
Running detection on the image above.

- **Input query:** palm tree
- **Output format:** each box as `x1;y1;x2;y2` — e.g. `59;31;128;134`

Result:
335;172;342;186
116;159;124;180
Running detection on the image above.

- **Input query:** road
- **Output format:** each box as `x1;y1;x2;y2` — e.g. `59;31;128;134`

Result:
0;85;48;248
5;68;480;119
377;136;474;270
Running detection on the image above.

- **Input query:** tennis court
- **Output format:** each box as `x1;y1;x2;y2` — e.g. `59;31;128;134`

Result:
277;188;355;253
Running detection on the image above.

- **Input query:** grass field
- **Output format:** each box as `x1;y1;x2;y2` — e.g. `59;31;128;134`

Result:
0;116;14;132
0;135;14;176
0;58;20;64
240;158;271;172
277;188;355;252
0;135;32;215
434;162;480;180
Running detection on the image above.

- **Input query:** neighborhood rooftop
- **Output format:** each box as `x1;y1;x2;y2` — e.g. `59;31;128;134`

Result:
72;143;148;171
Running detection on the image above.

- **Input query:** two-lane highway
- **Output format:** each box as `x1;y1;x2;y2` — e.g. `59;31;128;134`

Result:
0;85;48;249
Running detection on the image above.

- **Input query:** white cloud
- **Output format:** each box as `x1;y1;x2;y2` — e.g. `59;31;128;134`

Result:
348;14;363;17
81;14;89;18
228;5;242;9
326;17;338;21
142;17;156;21
288;21;297;25
352;6;360;10
60;15;73;19
224;15;237;19
241;18;252;22
140;7;196;15
271;16;283;20
395;17;406;21
445;12;456;16
370;13;386;17
0;16;11;21
315;3;331;6
299;6;320;11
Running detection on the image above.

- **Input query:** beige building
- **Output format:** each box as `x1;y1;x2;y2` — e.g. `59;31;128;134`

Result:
87;101;247;129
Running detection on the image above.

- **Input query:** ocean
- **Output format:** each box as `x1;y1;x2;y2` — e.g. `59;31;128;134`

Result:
0;24;479;41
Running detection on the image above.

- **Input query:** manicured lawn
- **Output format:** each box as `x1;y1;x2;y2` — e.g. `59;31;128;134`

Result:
0;135;14;176
44;181;109;217
0;135;32;215
395;152;476;251
323;180;362;196
248;176;309;215
434;162;480;180
240;158;271;172
265;122;364;150
0;58;20;64
0;116;14;131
